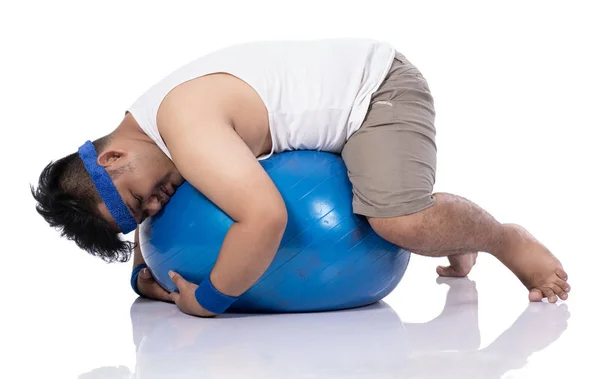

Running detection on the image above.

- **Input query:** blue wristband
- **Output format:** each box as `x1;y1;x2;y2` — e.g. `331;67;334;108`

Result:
194;277;239;314
131;263;148;296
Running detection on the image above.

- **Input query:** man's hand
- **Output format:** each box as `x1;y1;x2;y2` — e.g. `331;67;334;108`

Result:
169;271;216;318
136;267;173;303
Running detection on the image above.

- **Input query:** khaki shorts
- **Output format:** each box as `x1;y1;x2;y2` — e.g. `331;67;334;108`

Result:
341;51;437;218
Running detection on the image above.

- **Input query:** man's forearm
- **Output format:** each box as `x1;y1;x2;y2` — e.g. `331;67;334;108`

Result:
209;216;286;297
132;227;146;268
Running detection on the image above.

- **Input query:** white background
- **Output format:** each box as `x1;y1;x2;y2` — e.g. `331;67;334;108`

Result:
1;1;598;378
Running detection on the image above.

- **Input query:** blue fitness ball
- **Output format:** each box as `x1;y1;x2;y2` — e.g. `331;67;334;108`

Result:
139;151;410;313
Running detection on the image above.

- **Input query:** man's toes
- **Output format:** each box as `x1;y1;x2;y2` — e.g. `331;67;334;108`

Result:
556;268;568;281
548;283;568;302
530;287;558;303
548;283;569;301
529;288;544;302
558;292;569;301
552;276;570;301
436;265;466;277
556;278;570;293
541;286;559;303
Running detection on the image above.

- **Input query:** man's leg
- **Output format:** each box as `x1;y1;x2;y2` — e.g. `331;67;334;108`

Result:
368;192;501;257
343;52;569;303
367;194;570;302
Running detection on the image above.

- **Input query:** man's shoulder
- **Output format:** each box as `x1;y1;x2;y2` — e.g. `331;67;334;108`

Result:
157;73;233;125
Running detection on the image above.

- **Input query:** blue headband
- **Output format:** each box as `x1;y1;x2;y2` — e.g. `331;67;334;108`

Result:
78;140;137;234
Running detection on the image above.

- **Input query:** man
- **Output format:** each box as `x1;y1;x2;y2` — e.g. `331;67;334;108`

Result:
32;38;569;317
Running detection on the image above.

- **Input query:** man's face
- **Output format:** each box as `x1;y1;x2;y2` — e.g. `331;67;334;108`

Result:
97;147;185;230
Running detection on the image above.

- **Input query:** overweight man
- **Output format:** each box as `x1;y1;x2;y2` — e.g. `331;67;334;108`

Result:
32;38;569;317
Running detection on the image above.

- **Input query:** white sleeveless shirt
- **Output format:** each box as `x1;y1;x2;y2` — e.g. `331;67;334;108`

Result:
128;38;396;160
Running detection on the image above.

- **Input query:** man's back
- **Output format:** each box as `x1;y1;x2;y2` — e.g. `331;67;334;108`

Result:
128;38;396;160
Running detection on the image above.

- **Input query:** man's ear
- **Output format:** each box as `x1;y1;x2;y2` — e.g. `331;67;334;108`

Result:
97;149;128;169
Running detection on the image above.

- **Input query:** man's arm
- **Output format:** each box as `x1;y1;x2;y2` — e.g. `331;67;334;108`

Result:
132;227;173;302
160;109;287;313
132;227;145;267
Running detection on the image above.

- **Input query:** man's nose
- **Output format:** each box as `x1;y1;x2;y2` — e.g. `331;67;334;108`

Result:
145;195;162;216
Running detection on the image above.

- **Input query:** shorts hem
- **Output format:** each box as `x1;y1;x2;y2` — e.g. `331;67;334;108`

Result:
352;195;436;219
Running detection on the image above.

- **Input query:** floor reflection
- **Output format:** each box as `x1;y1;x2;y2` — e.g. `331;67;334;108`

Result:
79;277;569;379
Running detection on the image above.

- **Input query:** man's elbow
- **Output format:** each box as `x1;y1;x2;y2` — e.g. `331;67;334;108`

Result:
262;205;288;231
249;201;288;234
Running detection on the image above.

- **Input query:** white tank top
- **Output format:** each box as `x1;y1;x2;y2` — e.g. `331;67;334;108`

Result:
128;38;396;160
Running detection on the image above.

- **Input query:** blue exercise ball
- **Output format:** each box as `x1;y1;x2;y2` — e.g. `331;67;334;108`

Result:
139;151;410;313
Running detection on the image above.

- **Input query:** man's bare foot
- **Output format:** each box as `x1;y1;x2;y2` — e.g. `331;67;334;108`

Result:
437;252;478;277
494;223;570;303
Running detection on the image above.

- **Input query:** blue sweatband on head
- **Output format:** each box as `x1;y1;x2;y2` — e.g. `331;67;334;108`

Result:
131;263;148;296
195;277;239;314
78;140;137;234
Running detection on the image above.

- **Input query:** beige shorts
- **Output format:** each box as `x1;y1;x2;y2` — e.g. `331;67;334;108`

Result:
341;51;437;218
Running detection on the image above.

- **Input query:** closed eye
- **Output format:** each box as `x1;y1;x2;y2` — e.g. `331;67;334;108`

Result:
129;190;142;206
127;191;143;220
134;195;149;221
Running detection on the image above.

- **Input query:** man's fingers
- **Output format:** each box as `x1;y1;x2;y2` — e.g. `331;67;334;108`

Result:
168;270;188;290
151;283;175;303
139;268;152;279
138;269;191;307
170;291;181;305
136;270;174;303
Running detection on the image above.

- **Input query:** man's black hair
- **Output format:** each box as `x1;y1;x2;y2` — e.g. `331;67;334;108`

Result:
31;136;134;263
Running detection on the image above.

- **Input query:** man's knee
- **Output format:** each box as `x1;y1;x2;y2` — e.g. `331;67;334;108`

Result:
368;217;391;238
367;214;427;248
